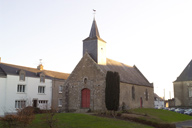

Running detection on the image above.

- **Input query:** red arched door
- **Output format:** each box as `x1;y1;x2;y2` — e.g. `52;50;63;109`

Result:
81;88;90;108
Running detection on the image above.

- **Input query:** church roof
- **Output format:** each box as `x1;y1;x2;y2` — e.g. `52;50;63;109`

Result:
0;62;69;80
175;60;192;82
99;58;153;87
83;19;106;42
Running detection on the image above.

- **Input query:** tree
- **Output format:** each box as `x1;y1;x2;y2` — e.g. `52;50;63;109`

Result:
105;71;120;112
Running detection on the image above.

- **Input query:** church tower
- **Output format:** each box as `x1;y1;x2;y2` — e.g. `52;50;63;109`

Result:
83;19;106;65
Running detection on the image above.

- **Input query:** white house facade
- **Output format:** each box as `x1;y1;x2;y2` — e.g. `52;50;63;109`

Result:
0;62;69;116
154;93;164;109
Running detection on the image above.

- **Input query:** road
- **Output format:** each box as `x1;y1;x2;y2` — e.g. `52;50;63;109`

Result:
176;120;192;128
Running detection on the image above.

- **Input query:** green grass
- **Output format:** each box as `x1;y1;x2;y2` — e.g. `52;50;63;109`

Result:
28;113;153;128
128;108;192;123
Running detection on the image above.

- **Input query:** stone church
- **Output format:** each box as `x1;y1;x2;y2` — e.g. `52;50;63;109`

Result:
62;19;154;112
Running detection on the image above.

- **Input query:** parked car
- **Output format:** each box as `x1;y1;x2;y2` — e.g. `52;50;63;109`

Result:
162;107;169;110
184;109;192;115
175;108;181;113
177;109;185;114
169;108;175;111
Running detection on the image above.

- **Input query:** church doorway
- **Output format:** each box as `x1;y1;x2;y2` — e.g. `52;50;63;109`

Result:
81;88;90;108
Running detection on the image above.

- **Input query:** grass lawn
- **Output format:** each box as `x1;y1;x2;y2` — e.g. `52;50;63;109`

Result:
127;108;192;123
28;113;153;128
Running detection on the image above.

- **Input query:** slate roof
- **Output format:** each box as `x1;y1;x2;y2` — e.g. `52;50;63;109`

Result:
0;62;70;80
175;60;192;82
99;58;153;87
83;19;106;42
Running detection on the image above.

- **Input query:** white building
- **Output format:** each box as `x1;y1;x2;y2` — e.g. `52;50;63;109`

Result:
0;61;68;116
154;93;165;109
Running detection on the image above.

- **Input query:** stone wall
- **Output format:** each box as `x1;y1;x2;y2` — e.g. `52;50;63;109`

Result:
62;53;154;112
174;81;192;107
52;79;65;111
119;83;154;109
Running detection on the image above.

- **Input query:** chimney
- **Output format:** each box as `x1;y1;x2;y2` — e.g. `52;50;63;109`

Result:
37;64;43;70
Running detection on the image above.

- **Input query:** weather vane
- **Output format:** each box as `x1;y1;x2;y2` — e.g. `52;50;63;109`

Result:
93;9;96;18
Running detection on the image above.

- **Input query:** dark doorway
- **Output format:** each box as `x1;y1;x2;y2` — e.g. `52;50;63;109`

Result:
33;100;37;108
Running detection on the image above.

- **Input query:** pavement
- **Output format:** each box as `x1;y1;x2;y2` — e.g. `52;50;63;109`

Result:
175;120;192;128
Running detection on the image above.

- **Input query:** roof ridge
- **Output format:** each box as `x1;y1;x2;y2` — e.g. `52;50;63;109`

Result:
175;59;192;82
0;62;69;79
1;62;37;70
133;65;151;85
106;58;133;67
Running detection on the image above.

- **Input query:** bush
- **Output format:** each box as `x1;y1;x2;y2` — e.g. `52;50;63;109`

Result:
21;106;42;114
41;109;58;128
0;115;20;128
17;107;35;127
0;107;35;128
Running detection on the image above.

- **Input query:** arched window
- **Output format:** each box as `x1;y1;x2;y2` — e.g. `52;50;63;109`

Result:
84;78;87;84
19;70;25;81
132;86;135;100
145;89;148;101
40;73;45;83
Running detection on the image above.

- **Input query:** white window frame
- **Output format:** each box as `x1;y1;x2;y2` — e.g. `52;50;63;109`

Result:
58;99;62;107
38;86;45;94
38;100;48;109
59;85;63;93
17;85;25;93
15;100;26;109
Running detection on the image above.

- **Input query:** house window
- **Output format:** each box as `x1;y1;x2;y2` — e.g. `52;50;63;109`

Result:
38;100;48;104
189;87;192;97
38;86;45;94
145;89;148;101
15;100;26;109
40;74;45;83
20;73;25;81
132;86;135;100
17;85;25;92
58;99;62;107
38;100;48;109
19;70;25;81
59;85;63;93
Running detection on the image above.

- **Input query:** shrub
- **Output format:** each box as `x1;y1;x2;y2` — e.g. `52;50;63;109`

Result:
0;115;20;128
41;109;58;128
105;71;120;111
0;106;35;128
17;107;35;127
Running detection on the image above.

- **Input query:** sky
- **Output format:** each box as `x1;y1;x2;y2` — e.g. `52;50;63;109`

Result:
1;0;192;99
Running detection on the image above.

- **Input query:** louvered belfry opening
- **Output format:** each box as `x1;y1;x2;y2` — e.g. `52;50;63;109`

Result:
81;88;90;108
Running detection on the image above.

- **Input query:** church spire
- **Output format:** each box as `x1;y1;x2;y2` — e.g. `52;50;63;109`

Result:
83;17;106;65
83;18;105;42
89;19;100;38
